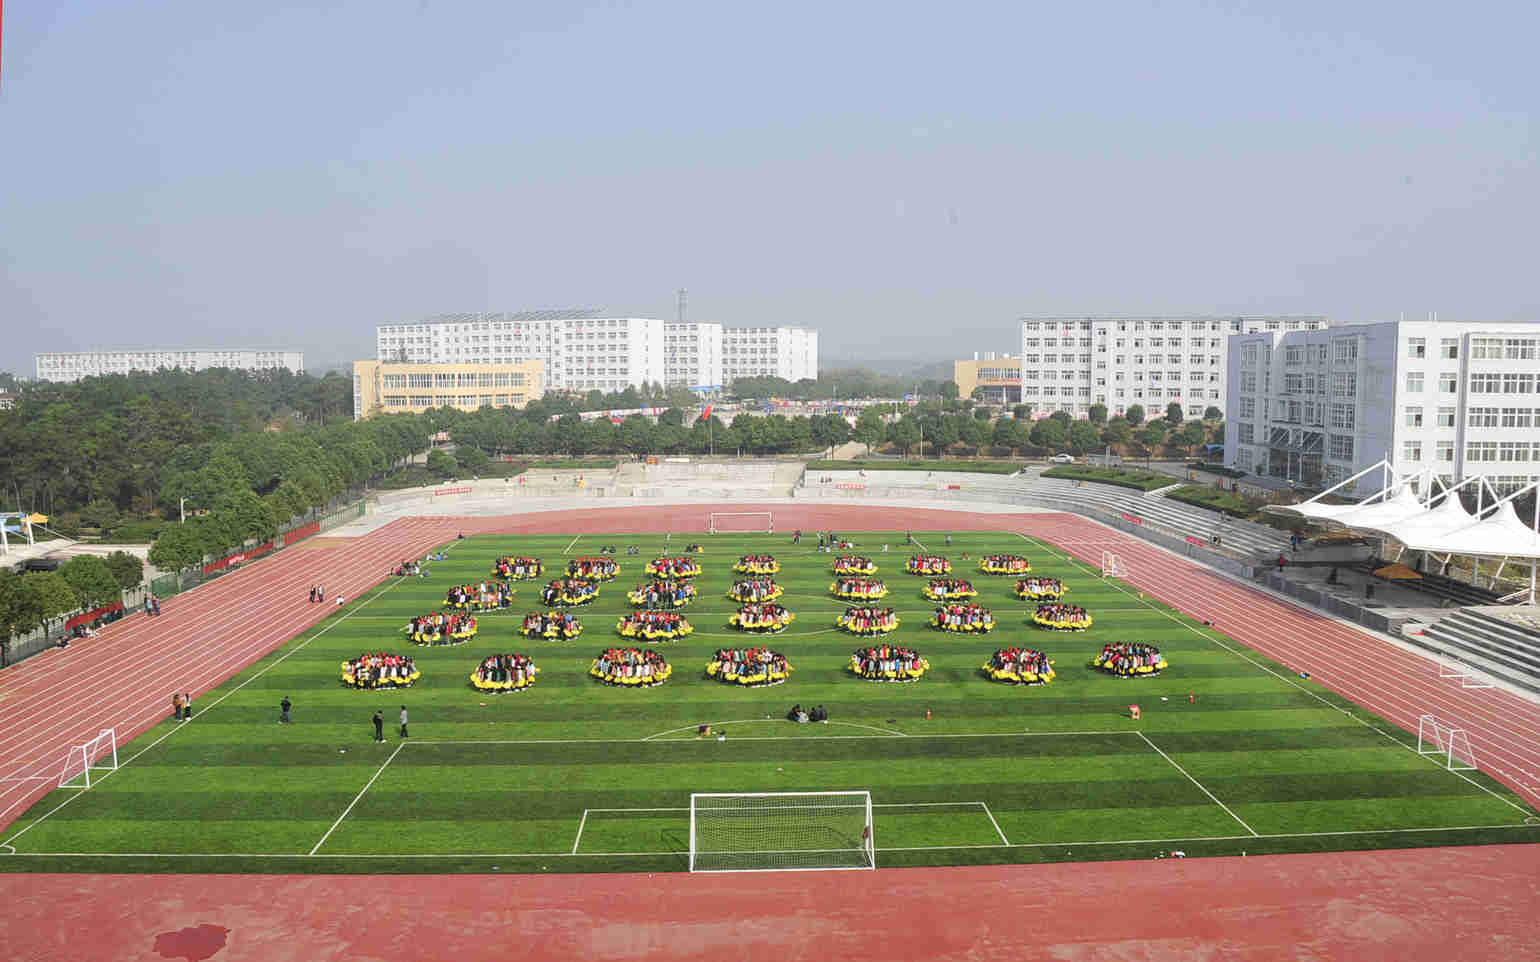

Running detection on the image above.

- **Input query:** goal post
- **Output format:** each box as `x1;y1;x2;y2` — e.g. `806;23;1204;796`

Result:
57;728;119;788
708;512;774;535
1100;550;1124;578
1416;714;1476;771
689;791;875;872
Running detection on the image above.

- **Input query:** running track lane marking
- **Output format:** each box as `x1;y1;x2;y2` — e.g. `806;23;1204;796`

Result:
1017;531;1538;818
1136;731;1258;836
310;742;406;856
1;576;412;850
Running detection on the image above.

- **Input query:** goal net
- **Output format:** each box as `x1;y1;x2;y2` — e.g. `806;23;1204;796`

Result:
708;512;774;535
57;728;119;788
1100;550;1125;578
690;791;875;872
1417;714;1476;771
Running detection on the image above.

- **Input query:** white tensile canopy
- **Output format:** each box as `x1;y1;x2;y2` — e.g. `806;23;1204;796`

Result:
1396;501;1540;559
1373;492;1476;547
1323;484;1428;531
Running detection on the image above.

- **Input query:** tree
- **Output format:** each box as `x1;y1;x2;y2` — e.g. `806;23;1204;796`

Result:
1101;418;1132;446
992;418;1027;455
58;556;122;610
619;415;654;455
1011;404;1032;421
1126;404;1146;426
854;408;887;455
889;417;921;456
456;445;491;476
425;449;457;479
1029;418;1066;450
1204;405;1223;421
958;414;987;450
1178;420;1207;456
940;381;960;401
1165;402;1184;425
973;406;993;421
104;551;145;589
658;407;685;427
1139;420;1169;456
1068;420;1100;454
1088;403;1107;425
927;414;961;455
1049;410;1072;427
147;523;211;571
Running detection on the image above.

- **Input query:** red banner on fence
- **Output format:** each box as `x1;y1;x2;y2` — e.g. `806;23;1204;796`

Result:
835;483;867;490
203;539;275;576
434;486;472;497
1185;535;1207;547
1121;512;1143;525
947;484;962;490
283;522;320;546
67;601;123;631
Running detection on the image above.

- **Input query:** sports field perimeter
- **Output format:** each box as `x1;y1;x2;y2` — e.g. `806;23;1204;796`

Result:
4;530;1537;874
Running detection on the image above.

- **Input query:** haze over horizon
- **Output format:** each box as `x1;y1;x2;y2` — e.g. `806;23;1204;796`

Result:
2;1;1537;377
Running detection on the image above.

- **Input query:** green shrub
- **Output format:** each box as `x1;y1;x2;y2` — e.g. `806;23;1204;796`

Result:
1164;485;1261;518
805;459;1023;475
1041;466;1171;491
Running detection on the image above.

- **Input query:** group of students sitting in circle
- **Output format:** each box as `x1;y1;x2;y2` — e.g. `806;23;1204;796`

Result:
978;554;1031;575
520;610;582;640
341;652;419;689
617;610;694;641
730;602;796;633
705;647;791;687
906;555;952;575
541;578;598;606
1033;603;1093;631
837;606;899;635
733;554;779;575
470;653;538;693
848;644;929;682
727;578;783;603
566;557;619;581
1015;577;1066;601
402;612;477;645
647;556;702;578
590;647;671;687
494;556;543;580
982;647;1055;686
830;577;887;601
923;578;977;602
931;603;995;633
1093;642;1168;676
628;579;696;609
445;581;513;611
833;555;877;576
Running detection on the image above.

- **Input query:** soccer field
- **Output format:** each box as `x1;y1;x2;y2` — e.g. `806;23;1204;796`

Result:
5;530;1537;874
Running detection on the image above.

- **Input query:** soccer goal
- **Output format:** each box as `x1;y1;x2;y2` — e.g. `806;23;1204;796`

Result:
689;791;875;872
57;728;119;788
708;512;774;535
1417;714;1477;771
1100;550;1125;578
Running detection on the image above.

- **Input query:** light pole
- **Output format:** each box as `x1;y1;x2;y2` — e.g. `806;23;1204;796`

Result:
180;497;194;524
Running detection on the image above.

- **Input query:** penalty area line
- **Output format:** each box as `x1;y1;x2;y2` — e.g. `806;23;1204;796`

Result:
310;742;404;856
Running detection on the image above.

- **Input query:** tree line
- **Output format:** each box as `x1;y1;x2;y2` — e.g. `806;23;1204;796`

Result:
1;552;144;649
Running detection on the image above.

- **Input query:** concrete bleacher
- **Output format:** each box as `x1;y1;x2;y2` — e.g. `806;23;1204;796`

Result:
1404;607;1540;696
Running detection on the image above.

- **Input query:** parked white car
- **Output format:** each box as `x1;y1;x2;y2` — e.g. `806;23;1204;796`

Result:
1048;453;1075;464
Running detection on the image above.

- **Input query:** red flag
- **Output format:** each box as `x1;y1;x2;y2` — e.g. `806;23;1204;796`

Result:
700;403;712;422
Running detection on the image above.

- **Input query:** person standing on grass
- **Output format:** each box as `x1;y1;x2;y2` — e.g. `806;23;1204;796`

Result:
171;692;184;721
181;691;193;721
399;705;409;739
280;696;292;724
373;710;384;743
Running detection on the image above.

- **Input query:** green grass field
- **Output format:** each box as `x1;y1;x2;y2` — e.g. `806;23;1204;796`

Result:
5;530;1537;875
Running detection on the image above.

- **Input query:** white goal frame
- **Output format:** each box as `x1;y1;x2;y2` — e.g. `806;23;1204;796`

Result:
57;728;119;788
1417;714;1477;771
708;512;774;535
689;790;874;872
1101;550;1125;578
1437;658;1494;690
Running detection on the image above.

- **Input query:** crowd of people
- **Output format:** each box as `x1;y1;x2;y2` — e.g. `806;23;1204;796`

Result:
541;578;598;606
1015;577;1066;601
906;555;952;575
705;647;791;687
923;578;977;601
617;610;694;641
590;647;671;687
830;577;888;600
402;613;477;645
647;556;702;578
930;603;995;633
978;554;1032;575
494;556;544;580
471;653;539;693
982;647;1055;685
566;557;619;581
733;554;780;575
341;653;419;689
391;559;424;577
848;644;929;682
627;579;696;608
837;606;899;635
1033;603;1093;631
444;581;513;611
520;610;582;640
727;578;783;603
729;602;796;633
833;555;876;575
1092;642;1168;676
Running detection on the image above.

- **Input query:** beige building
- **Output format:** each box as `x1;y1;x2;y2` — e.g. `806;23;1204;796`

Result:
352;360;544;420
954;355;1022;405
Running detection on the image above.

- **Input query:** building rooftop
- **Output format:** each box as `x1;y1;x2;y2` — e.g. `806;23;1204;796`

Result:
413;309;611;324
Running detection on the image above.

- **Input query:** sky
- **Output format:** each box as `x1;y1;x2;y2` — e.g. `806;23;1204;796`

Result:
1;1;1537;374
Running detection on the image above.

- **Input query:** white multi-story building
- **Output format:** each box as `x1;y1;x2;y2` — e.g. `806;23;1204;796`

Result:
1226;320;1540;496
1018;315;1326;419
375;311;664;394
34;348;303;382
722;326;819;385
663;322;724;392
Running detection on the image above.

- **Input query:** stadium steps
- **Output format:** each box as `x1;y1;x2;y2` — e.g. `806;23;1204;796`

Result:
1405;609;1540;695
1024;479;1290;557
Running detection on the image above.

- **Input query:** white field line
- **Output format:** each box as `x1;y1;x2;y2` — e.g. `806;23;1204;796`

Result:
1136;731;1257;837
564;535;582;553
310;742;405;856
571;810;590;855
1017;532;1537;818
980;801;1011;845
1;577;410;850
416;730;1139;746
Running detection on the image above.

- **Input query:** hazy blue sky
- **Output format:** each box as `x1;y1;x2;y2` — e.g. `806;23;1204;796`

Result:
2;1;1536;373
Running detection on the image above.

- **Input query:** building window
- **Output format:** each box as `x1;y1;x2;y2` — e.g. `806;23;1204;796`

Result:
1502;407;1534;428
1505;338;1538;360
1468;407;1500;428
1404;406;1423;427
1402;441;1423;461
1239;397;1256;419
1471;337;1503;360
1466;441;1498;462
1408;337;1426;359
1499;441;1531;462
1333;337;1359;364
1330;403;1355;429
1435;440;1454;462
1470;373;1501;393
1405;372;1424;392
1436;406;1456;427
1502;373;1535;394
1438;371;1457;393
1440;338;1458;360
1329;435;1354;460
1331;373;1357;397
